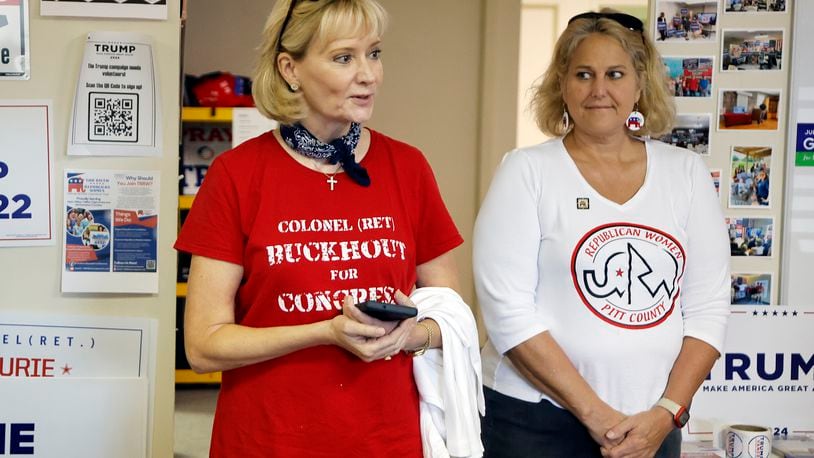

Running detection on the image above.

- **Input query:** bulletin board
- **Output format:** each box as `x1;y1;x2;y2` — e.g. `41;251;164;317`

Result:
652;0;792;306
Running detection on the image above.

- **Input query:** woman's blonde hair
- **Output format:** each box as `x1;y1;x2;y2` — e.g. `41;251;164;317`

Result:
530;10;675;138
253;0;388;125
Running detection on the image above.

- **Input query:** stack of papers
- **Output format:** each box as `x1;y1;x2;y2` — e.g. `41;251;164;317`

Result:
681;441;723;457
774;435;814;458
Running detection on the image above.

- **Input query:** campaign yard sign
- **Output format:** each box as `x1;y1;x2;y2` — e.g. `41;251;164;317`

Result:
796;123;814;167
688;306;814;446
0;313;155;457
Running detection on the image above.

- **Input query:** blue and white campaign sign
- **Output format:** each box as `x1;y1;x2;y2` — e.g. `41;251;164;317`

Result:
687;306;814;445
0;0;30;79
0;378;148;457
0;315;150;377
0;312;156;457
0;101;54;247
795;123;814;167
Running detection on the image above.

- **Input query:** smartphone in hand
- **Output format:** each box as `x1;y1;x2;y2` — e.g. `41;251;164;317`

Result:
355;300;417;321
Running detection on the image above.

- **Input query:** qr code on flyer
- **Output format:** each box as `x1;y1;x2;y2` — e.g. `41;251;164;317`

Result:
88;92;139;142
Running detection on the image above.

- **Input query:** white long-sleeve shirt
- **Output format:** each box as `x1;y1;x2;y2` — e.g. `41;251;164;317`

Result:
473;137;730;415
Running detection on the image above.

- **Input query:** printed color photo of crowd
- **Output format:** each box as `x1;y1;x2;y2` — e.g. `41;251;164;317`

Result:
726;217;773;257
655;0;719;43
663;57;714;98
721;29;783;71
729;146;772;207
724;0;786;12
730;273;772;305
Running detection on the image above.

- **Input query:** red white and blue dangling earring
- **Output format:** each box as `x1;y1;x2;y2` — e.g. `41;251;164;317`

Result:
626;103;645;132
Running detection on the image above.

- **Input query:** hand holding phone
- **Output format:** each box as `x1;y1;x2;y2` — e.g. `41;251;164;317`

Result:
355;300;417;321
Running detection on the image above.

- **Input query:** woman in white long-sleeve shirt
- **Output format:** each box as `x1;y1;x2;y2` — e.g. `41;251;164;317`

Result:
474;10;729;458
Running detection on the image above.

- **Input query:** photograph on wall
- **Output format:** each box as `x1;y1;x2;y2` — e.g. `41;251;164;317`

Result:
730;272;771;304
710;169;721;196
662;57;714;98
721;29;783;71
724;0;786;12
62;169;159;294
657;113;711;154
729;146;772;207
717;89;780;131
654;0;719;43
40;0;167;20
0;0;30;79
726;217;774;257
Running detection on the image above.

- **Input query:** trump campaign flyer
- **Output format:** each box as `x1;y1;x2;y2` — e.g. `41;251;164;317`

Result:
61;169;159;293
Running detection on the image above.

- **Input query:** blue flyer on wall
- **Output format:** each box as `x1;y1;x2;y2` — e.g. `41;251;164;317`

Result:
62;169;159;293
113;209;157;272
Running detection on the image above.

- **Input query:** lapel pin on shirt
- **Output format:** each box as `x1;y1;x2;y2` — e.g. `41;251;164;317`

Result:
577;198;590;210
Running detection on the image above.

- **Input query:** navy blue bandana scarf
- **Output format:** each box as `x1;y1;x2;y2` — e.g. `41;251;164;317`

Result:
280;122;370;187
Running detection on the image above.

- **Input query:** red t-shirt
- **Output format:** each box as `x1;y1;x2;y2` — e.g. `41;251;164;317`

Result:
175;129;463;457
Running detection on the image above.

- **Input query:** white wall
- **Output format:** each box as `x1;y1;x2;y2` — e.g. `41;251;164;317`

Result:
516;0;649;149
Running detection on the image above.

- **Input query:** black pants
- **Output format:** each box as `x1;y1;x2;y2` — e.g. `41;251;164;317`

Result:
481;387;682;458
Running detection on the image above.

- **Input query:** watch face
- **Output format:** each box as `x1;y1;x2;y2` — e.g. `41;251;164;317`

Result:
677;410;690;427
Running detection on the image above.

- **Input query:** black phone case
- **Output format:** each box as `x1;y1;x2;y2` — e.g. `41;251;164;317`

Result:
356;301;417;321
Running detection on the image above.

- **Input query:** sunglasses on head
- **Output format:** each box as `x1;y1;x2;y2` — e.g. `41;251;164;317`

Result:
568;12;644;32
276;0;321;53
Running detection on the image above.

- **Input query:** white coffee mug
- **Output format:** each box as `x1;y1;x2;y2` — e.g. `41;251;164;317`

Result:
725;424;772;458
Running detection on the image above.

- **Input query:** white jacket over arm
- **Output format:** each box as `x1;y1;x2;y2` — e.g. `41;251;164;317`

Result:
412;287;485;458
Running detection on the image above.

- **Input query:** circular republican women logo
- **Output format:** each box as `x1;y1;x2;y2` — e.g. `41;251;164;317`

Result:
571;223;685;329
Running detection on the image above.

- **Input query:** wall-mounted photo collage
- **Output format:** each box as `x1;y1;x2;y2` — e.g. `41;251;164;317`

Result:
652;0;789;306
